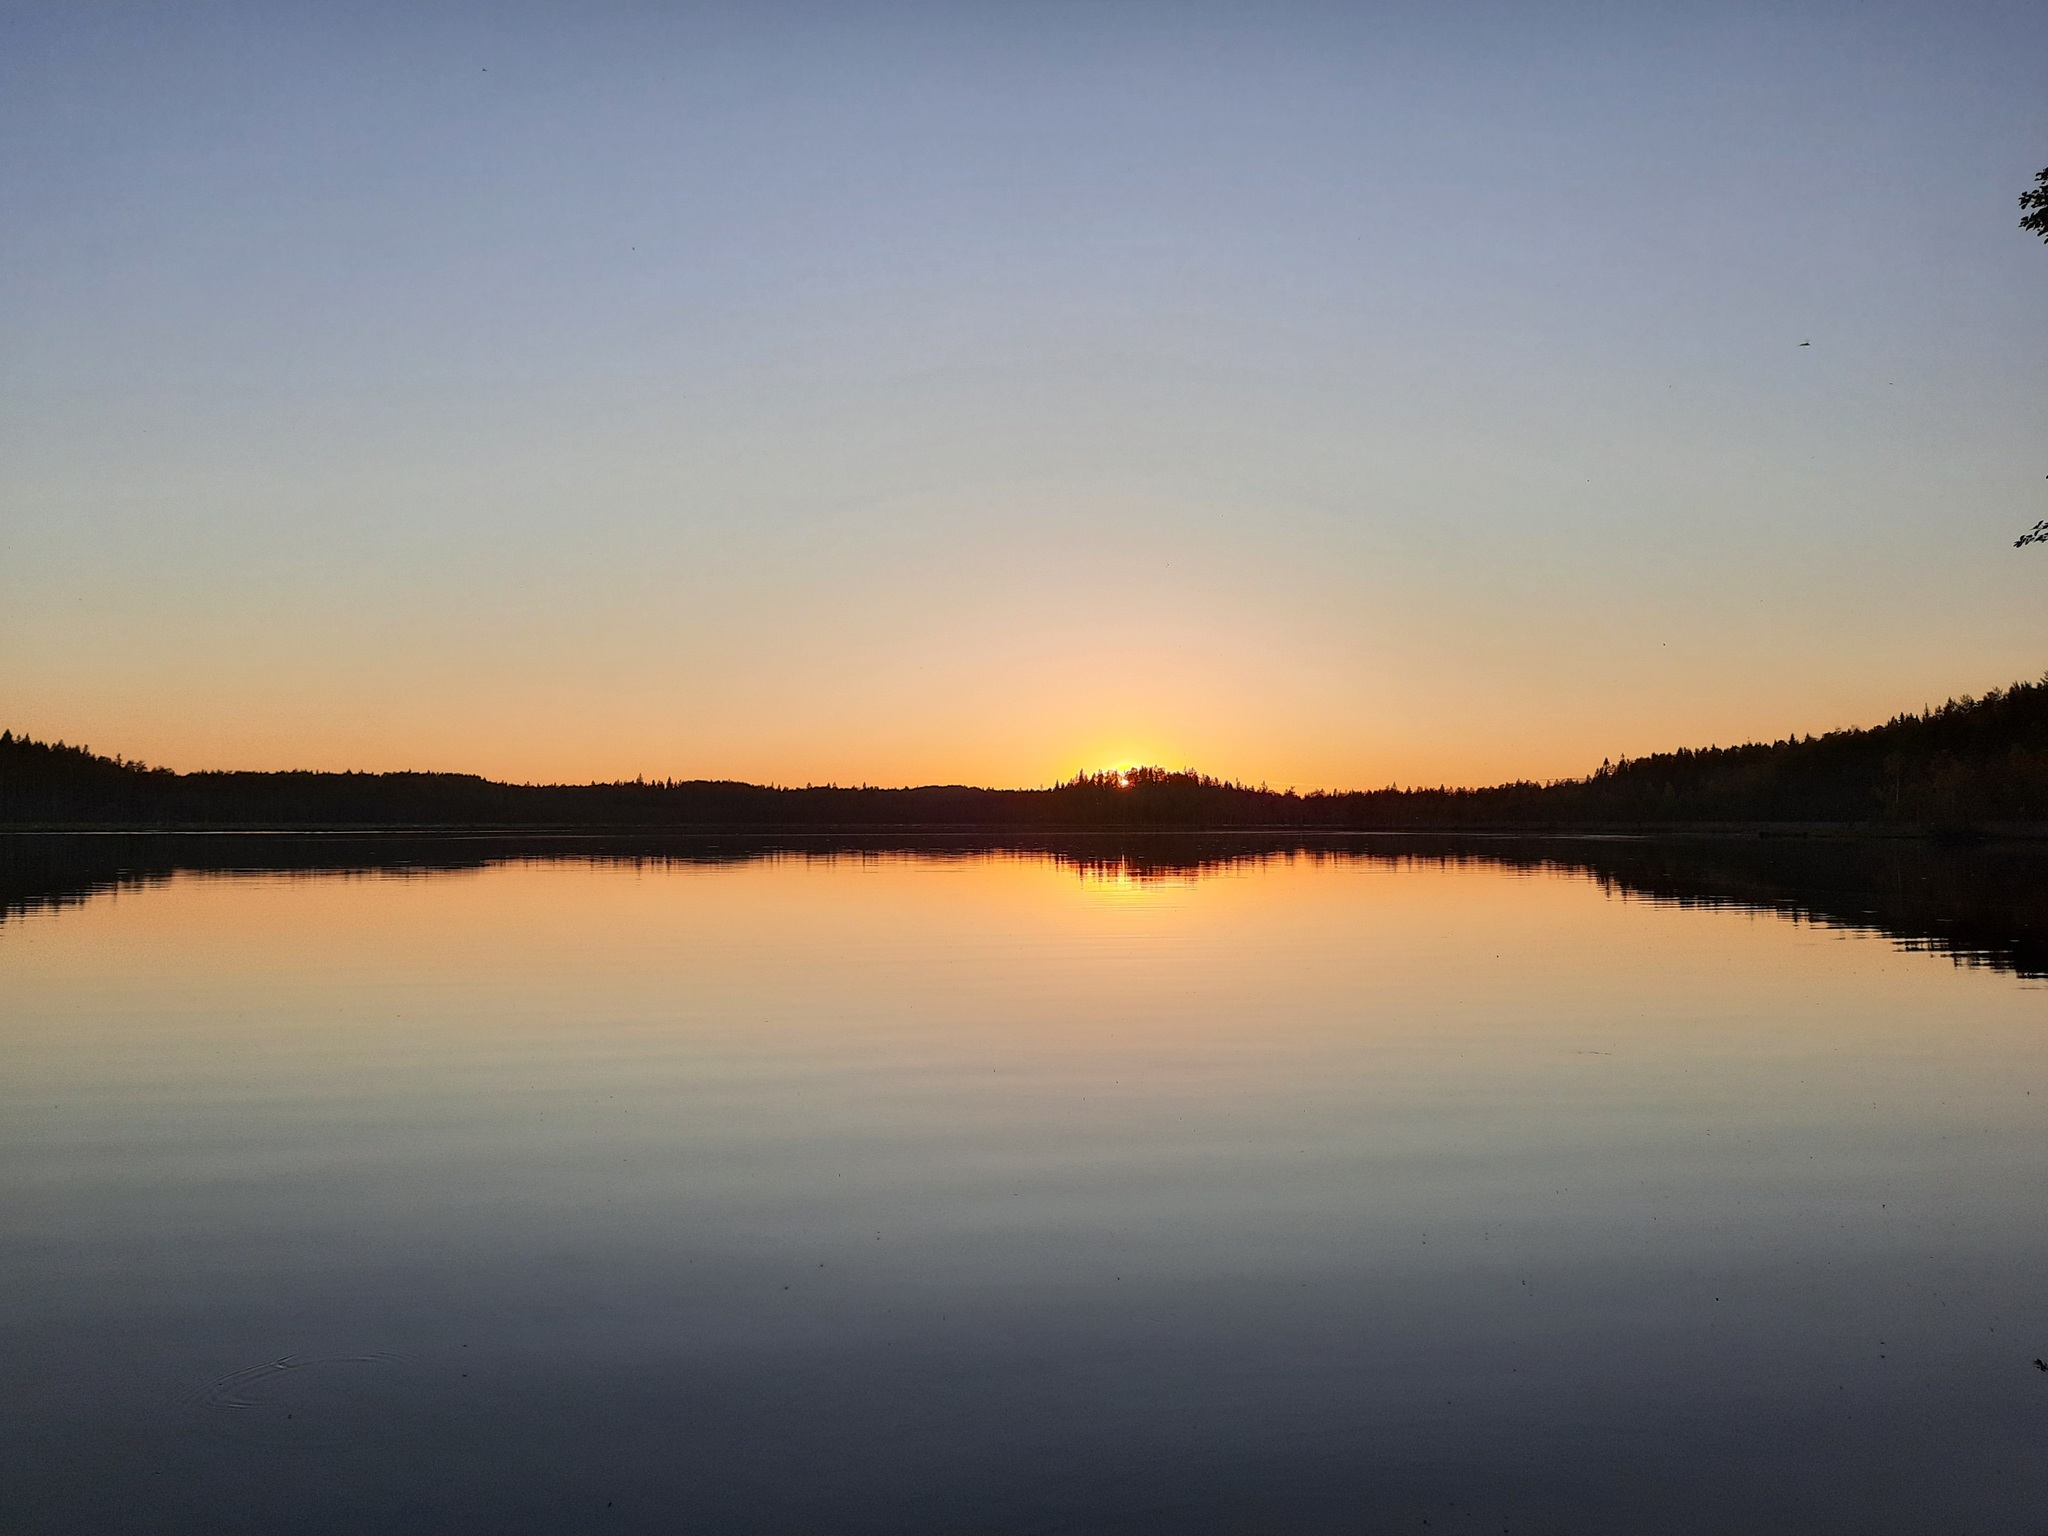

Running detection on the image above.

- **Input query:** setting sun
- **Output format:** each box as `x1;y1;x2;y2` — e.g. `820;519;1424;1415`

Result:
6;8;2048;1530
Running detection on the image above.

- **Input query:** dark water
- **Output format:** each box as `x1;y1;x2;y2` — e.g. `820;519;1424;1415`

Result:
3;834;2046;1534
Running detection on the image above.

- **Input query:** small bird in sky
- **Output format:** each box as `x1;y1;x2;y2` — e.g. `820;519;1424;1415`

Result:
1799;340;1810;346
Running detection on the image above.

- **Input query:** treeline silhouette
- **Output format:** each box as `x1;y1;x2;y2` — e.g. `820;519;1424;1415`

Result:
9;677;2048;830
9;831;2048;977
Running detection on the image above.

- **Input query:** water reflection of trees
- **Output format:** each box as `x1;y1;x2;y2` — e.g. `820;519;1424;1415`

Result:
8;831;2048;979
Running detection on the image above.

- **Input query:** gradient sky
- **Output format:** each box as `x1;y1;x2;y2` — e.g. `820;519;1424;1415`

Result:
4;2;2046;788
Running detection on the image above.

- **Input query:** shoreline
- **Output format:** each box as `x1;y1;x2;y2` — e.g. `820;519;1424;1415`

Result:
5;821;2046;841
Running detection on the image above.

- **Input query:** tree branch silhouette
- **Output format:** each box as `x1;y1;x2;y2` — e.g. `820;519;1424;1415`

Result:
2015;169;2046;548
2023;167;2048;243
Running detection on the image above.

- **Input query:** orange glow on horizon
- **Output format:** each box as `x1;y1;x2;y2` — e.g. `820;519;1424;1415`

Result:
18;663;2048;796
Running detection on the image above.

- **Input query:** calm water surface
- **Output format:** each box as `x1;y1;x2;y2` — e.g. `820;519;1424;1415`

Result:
4;842;2047;1533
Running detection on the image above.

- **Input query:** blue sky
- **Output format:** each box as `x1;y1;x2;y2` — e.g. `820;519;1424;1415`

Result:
4;2;2045;785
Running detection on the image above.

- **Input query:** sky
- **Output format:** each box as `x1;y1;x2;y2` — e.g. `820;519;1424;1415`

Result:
3;1;2046;790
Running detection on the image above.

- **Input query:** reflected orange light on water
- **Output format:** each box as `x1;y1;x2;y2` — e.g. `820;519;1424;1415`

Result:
8;852;2042;1089
8;843;2048;1536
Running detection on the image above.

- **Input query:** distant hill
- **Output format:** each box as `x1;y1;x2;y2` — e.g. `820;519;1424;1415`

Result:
8;676;2048;830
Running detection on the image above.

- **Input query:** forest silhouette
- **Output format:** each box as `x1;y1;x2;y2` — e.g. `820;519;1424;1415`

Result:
10;676;2048;831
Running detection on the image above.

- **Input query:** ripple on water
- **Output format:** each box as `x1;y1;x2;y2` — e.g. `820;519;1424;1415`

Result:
181;1354;413;1451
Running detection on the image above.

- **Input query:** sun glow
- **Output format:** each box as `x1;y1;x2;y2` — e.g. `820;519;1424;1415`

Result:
1071;749;1164;789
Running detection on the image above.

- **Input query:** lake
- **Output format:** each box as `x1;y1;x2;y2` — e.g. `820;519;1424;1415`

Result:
3;834;2046;1533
